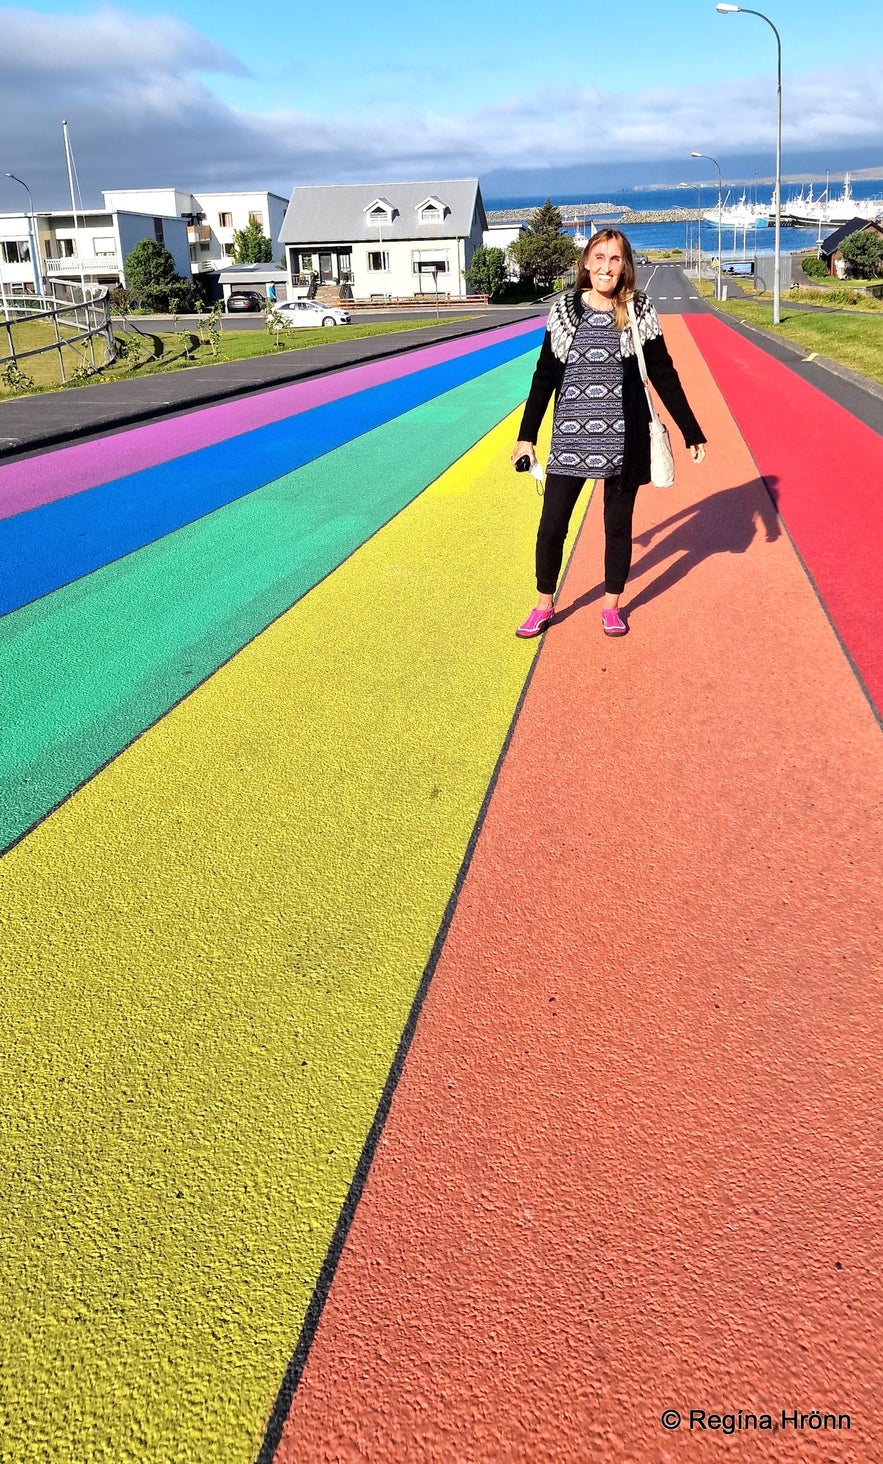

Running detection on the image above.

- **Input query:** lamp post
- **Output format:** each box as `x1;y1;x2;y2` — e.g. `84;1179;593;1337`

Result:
716;3;782;324
4;173;43;298
696;187;702;283
692;152;722;300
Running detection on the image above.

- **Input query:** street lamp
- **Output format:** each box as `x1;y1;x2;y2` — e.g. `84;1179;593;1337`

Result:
4;173;43;297
716;3;782;324
691;152;722;300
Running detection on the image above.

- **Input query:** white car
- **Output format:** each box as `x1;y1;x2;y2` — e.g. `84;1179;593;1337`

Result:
274;299;351;328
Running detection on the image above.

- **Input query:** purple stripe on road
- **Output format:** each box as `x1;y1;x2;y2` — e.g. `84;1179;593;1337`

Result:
0;317;544;521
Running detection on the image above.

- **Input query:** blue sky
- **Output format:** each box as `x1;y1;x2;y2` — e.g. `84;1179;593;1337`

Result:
2;0;881;207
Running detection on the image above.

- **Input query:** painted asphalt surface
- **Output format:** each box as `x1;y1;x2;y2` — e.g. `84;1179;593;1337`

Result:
2;299;882;1463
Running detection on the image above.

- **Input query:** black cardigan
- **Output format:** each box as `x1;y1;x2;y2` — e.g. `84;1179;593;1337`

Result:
518;290;706;491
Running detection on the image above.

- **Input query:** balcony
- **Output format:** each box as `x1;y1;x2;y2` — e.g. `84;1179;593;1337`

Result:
188;225;212;244
45;255;122;277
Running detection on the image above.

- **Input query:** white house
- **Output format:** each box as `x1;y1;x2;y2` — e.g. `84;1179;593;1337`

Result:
482;221;526;281
279;180;487;300
102;189;289;274
0;207;191;296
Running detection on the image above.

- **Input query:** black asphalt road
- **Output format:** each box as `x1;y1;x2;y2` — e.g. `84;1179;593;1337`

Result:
0;306;544;462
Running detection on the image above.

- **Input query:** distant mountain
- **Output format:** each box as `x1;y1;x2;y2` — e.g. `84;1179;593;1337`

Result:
481;146;883;199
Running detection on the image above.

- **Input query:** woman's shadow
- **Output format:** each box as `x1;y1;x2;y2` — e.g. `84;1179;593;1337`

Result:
554;477;781;622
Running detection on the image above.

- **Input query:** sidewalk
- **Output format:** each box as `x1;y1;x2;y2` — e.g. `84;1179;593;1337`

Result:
1;308;881;1463
0;304;542;460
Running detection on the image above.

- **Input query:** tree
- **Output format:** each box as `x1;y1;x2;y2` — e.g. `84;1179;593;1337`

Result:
465;245;507;299
231;218;273;264
124;239;194;311
838;228;883;279
509;199;578;290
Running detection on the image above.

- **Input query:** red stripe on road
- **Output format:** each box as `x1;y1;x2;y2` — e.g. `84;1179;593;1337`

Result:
685;311;883;716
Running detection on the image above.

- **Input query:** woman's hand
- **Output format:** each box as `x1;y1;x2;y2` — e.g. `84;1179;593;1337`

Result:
511;441;536;468
690;444;706;464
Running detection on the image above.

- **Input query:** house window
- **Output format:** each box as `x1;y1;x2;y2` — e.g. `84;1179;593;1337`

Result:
367;250;390;272
420;207;442;222
219;212;233;228
59;238;76;257
223;243;235;256
301;253;313;271
93;236;116;256
1;240;30;263
153;218;165;245
248;211;263;227
412;250;449;274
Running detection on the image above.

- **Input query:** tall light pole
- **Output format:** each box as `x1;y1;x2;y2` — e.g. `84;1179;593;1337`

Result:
692;152;722;299
716;3;782;324
4;173;43;297
695;187;703;283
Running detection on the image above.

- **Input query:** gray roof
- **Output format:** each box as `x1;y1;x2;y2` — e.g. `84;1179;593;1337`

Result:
217;265;287;281
280;179;485;244
820;216;883;255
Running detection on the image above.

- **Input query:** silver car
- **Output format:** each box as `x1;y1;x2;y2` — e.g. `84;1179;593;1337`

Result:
275;299;351;328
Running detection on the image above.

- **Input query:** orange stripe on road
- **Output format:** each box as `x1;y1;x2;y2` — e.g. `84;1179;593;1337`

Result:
272;317;883;1462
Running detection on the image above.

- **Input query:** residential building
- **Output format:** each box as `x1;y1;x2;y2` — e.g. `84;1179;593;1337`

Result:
102;189;289;274
482;221;526;280
0;208;191;296
279;180;487;300
819;216;883;276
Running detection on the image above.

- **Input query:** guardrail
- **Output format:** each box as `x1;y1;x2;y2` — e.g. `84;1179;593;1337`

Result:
0;283;117;387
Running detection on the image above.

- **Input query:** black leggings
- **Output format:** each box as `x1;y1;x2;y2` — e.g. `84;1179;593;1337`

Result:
536;473;639;597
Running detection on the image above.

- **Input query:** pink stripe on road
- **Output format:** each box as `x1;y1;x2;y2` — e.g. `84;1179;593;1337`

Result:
0;318;544;521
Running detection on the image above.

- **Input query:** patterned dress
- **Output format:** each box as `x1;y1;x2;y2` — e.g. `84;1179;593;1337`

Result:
547;308;625;478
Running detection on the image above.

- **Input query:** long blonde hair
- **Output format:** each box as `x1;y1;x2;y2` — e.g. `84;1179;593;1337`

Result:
575;229;636;331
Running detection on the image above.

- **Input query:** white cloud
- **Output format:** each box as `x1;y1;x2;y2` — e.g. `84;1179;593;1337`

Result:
1;5;880;207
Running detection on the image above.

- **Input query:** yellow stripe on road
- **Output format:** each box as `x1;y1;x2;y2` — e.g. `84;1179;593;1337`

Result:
0;409;559;1464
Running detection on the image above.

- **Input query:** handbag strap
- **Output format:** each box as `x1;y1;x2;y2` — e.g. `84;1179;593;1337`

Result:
626;298;661;426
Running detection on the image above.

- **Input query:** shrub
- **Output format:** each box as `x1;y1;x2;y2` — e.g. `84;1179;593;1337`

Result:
465;246;507;299
801;254;828;279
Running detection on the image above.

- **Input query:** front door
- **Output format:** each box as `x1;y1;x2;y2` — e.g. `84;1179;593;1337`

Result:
318;252;333;282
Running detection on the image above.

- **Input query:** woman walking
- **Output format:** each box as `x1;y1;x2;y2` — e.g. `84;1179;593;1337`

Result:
512;230;706;637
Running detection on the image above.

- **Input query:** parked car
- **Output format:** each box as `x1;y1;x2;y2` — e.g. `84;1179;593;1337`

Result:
225;291;264;313
274;299;351;328
635;254;651;265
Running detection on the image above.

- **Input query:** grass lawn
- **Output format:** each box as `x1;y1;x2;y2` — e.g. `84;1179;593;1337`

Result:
0;316;476;399
690;279;883;386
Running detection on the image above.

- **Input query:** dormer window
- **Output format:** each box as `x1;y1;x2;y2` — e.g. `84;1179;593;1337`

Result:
364;197;395;226
417;196;446;224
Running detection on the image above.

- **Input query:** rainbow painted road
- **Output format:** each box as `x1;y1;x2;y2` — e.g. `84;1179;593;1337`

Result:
3;312;882;1464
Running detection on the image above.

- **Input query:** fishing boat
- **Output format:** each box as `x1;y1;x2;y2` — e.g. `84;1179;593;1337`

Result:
777;174;883;227
704;191;769;228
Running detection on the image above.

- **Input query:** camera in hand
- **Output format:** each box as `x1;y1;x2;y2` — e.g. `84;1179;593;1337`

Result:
515;455;532;472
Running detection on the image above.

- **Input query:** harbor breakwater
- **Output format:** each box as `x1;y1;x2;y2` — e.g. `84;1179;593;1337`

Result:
487;204;701;225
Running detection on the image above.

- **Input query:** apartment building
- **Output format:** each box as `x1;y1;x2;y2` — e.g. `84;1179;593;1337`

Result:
102;189;289;274
0;208;191;296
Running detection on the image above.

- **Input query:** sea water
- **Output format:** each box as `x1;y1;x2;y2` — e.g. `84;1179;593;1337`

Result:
485;181;883;257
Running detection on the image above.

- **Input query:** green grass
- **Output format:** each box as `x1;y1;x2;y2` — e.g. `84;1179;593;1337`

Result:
692;280;883;385
0;316;476;398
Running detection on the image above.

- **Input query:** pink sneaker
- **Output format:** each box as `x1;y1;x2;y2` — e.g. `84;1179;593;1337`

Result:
600;607;627;636
516;605;554;638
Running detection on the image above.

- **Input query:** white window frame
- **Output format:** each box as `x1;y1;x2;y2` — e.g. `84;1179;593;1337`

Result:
411;249;449;274
367;250;390;272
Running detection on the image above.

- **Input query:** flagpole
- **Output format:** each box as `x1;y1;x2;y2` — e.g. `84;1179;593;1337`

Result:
61;119;87;301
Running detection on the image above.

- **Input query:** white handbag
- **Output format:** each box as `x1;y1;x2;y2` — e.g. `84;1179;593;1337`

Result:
626;299;675;487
